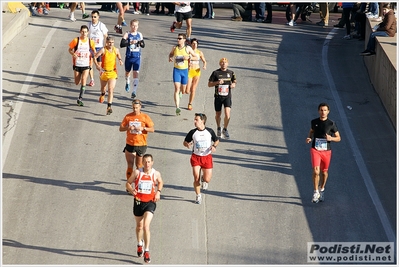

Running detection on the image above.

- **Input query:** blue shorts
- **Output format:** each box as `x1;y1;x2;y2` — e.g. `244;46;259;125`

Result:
173;68;188;85
125;57;141;72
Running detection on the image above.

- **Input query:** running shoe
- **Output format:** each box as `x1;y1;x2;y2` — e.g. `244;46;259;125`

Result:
88;80;95;87
170;21;176;32
137;244;143;257
82;13;89;19
106;107;113;115
77;99;84;106
59;3;64;9
176;108;181;116
311;192;320;203
125;83;130;92
222;128;230;139
131;92;136;99
217;127;221;137
319;190;325;202
342;34;351;40
114;25;122;34
288;20;294;26
121;20;127;26
188;103;193;110
99;94;105;103
43;8;49;15
200;176;208;190
144;251;150;263
195;194;202;204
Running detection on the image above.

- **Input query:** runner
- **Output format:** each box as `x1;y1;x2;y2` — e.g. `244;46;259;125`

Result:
185;38;207;111
126;154;163;264
68;25;96;106
207;57;237;139
94;36;123;115
119;99;155;182
170;2;193;44
120;19;145;99
306;102;341;203
87;10;108;87
183;113;219;204
168;33;198;115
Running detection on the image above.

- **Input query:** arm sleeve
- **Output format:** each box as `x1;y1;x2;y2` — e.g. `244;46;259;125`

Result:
120;38;129;48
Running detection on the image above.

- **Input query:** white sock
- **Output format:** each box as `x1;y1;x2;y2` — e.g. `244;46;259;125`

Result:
126;77;130;85
132;78;139;93
138;240;143;246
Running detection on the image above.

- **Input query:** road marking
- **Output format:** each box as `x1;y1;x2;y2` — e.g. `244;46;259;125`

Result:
2;21;61;169
322;29;395;243
192;219;199;249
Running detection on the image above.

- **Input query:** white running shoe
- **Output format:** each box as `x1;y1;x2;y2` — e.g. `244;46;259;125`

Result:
312;192;320;203
195;194;202;204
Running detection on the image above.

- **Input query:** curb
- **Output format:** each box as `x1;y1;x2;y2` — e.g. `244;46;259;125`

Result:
2;3;30;49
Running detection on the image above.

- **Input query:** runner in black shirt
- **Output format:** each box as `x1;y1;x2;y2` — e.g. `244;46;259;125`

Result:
306;103;341;203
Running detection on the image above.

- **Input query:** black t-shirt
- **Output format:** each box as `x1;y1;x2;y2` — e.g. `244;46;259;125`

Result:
208;68;237;98
311;118;339;150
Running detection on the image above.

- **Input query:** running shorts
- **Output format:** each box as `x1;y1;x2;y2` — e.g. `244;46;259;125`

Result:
133;200;156;217
310;147;332;172
214;96;232;112
123;144;147;157
190;153;213;169
188;68;201;78
173;67;188;85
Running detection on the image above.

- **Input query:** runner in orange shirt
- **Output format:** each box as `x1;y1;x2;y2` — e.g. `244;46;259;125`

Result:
119;99;155;181
94;36;123;115
68;25;96;106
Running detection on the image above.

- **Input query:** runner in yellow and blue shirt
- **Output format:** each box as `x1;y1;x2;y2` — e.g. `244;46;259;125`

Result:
168;33;198;116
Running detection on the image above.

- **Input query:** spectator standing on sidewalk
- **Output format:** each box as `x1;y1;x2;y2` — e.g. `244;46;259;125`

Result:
316;2;329;27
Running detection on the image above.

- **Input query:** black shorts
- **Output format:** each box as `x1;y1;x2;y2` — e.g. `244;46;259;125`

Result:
123;144;147;157
175;11;193;22
133;200;156;217
73;66;90;73
214;97;232;112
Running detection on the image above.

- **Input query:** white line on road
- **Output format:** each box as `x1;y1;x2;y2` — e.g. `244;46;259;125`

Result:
2;21;62;169
322;29;395;243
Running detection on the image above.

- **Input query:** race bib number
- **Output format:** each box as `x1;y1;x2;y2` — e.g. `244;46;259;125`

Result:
138;180;152;194
315;138;327;151
218;84;229;96
175;55;185;66
129;121;142;134
195;140;208;152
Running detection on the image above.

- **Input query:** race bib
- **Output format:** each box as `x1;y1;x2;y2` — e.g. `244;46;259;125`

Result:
218;84;229;96
315;138;327;151
195;140;208;152
129;121;142;134
175;55;185;66
138;180;153;194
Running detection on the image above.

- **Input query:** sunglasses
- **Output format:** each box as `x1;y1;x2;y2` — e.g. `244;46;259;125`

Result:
195;113;205;118
177;37;183;40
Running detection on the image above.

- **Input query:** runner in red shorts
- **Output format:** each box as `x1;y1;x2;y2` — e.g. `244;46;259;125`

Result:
183;113;219;204
306;103;341;203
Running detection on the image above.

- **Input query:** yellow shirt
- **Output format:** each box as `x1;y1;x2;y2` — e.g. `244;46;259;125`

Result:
173;45;189;69
102;46;117;72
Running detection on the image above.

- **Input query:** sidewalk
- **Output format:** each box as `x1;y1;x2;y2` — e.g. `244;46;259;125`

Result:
2;2;30;49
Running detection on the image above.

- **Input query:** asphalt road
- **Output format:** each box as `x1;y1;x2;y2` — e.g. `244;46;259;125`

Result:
2;4;396;265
